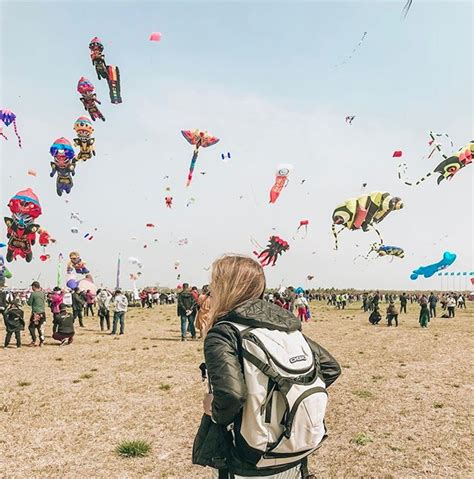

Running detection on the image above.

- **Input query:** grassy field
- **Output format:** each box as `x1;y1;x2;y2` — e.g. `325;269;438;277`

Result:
0;302;472;478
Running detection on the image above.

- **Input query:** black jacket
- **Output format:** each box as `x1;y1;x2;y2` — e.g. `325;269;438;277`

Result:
177;290;197;316
57;312;75;335
193;299;341;476
4;307;25;332
72;292;85;310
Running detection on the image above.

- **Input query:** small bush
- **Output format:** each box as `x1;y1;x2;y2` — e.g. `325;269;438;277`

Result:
116;440;151;458
80;373;93;380
352;389;374;399
159;383;171;391
18;381;31;387
351;432;373;446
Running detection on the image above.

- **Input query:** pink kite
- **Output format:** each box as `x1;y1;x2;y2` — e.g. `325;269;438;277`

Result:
392;151;403;158
149;32;162;42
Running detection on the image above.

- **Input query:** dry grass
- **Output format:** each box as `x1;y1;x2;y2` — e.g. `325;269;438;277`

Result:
0;302;472;478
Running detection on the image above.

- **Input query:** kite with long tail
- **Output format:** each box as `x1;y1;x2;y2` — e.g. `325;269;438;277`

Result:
398;136;473;186
181;129;219;186
0;110;22;148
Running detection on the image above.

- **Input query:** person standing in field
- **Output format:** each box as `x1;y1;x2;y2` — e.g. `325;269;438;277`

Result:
196;285;211;338
400;292;408;314
428;292;438;318
50;287;64;334
447;295;456;318
27;281;47;347
419;295;430;328
3;300;25;348
96;288;112;331
177;283;197;341
110;289;128;335
72;288;85;327
386;301;399;327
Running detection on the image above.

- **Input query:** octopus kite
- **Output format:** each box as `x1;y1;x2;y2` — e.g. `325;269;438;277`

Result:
181;129;219;186
398;139;473;186
332;191;403;250
4;188;42;262
253;235;290;267
89;37;108;81
50;138;76;196
77;77;105;122
73;116;95;161
0;109;22;148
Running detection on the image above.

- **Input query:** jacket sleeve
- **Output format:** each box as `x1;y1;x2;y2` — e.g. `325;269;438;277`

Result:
204;325;247;426
305;336;341;388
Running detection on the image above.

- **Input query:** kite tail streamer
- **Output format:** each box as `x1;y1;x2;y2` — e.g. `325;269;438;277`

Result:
0;131;7;141
186;148;199;186
12;120;22;148
397;163;433;186
116;254;121;289
332;224;340;250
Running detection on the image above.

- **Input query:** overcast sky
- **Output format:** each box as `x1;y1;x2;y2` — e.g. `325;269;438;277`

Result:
0;1;472;290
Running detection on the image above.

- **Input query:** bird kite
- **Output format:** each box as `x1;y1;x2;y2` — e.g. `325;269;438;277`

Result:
181;129;220;187
0;109;22;148
331;191;403;250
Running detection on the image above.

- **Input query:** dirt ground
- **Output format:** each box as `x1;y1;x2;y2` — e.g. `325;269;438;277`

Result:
0;301;472;479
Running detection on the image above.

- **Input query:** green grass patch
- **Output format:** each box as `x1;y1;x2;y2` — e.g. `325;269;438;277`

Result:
116;439;151;458
351;432;373;446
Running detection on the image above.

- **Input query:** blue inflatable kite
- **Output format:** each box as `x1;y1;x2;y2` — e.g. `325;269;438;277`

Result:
410;251;456;280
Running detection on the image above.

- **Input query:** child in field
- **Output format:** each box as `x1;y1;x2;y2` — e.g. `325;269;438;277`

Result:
52;304;75;345
386;301;399;327
3;300;25;348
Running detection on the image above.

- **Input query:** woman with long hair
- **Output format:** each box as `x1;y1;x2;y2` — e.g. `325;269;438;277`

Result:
196;285;212;338
193;255;341;479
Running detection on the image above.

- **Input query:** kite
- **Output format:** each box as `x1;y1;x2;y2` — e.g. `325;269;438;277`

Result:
334;32;367;69
73;116;95;161
0;109;22;148
307;275;314;281
392;151;402;158
253;235;290;267
89;37;108;81
107;65;122;104
0;254;12;286
4;188;42;262
40;254;50;262
128;256;143;269
401;0;413;19
221;152;231;160
181;129;220;186
345;116;355;125
269;164;293;203
294;219;309;238
398;140;473;186
146;223;155;228
50;137;76;197
174;260;180;270
38;228;55;247
331;191;403;250
83;233;94;241
70;212;83;223
71;228;79;234
178;238;188;246
186;197;196;207
149;32;162;42
27;170;37;177
367;243;405;259
165;196;173;208
67;251;89;275
77;77;105;121
410;251;456;280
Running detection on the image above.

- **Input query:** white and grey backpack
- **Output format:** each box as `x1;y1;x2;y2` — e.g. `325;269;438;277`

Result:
221;321;328;471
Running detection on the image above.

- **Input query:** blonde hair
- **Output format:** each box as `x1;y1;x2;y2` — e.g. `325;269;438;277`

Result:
209;255;266;328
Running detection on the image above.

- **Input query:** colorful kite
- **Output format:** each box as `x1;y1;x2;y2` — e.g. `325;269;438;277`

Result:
367;243;405;259
165;196;173;208
221;152;231;160
294;219;309;238
73;116;95;161
269;164;293;204
4;188;42;262
0;109;22;148
50;137;76;196
89;37;108;81
67;251;89;275
181;129;220;187
253;235;290;267
149;32;162;42
77;77;105;121
345;116;355;125
107;65;122;104
410;251;456;280
331;191;403;250
398;140;473;186
392;150;403;158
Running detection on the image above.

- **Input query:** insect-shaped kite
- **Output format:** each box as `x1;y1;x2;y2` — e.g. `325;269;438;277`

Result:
253;235;290;267
270;164;293;203
345;116;355;125
366;243;405;259
0;109;22;148
331;191;403;250
398;139;473;186
181;129;220;187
